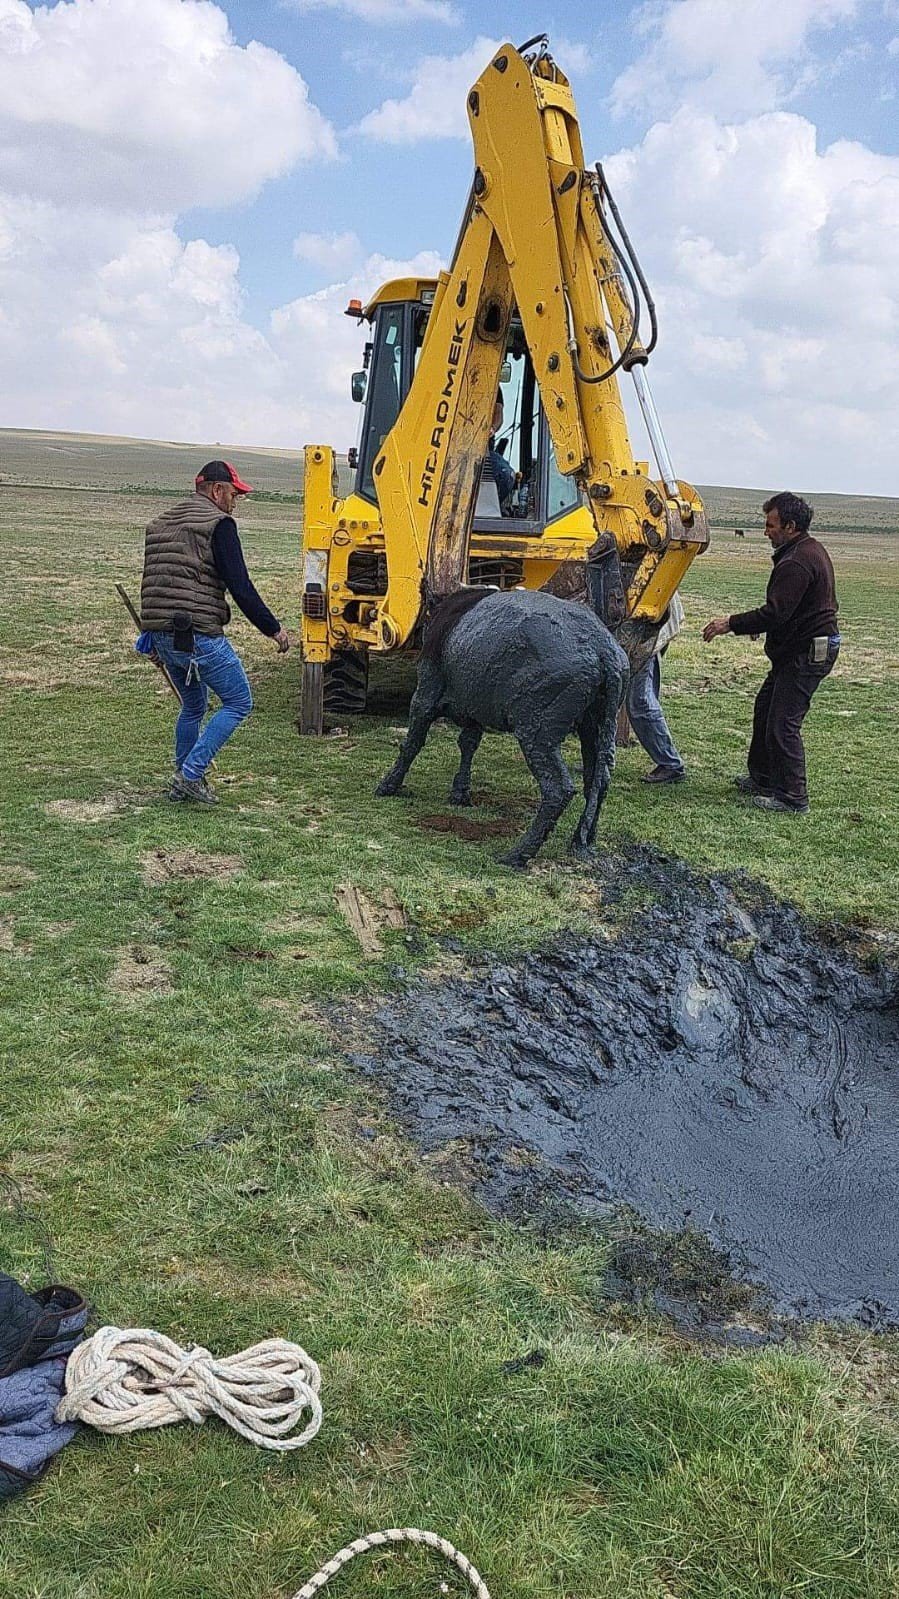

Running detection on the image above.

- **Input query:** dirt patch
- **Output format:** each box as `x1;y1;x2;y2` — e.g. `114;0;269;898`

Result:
0;914;31;956
416;813;511;842
140;847;243;886
110;944;173;997
0;865;37;891
1;663;78;692
46;795;124;823
350;846;899;1330
260;997;319;1022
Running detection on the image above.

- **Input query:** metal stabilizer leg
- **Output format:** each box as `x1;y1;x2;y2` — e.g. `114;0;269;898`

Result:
299;662;324;736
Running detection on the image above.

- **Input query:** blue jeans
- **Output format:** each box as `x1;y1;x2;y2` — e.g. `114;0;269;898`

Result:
627;654;684;774
148;632;253;781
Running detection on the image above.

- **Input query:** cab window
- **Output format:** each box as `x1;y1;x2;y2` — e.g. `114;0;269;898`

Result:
544;419;581;521
359;305;405;500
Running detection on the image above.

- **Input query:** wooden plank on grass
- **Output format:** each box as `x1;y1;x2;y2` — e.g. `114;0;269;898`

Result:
335;883;406;956
336;883;383;958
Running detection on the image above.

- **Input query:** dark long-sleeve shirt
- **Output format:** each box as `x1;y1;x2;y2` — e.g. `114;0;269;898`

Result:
729;532;838;665
211;517;280;637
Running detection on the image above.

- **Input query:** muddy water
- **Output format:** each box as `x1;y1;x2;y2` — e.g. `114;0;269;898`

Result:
353;849;899;1328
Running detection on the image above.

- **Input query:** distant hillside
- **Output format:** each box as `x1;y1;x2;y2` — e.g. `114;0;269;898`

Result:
699;484;899;536
0;429;311;497
1;429;896;532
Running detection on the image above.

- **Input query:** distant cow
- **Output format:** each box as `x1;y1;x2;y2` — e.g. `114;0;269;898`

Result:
734;528;745;538
376;588;629;867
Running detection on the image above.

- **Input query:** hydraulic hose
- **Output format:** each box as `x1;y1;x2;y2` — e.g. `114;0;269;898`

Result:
568;203;643;385
517;33;550;57
595;161;658;357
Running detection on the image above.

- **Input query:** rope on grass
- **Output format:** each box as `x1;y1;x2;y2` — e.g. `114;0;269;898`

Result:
57;1328;492;1595
289;1527;491;1599
55;1326;322;1451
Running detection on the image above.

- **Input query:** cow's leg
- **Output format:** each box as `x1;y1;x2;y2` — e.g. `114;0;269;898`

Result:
376;671;441;797
449;723;483;806
570;677;623;859
501;736;575;868
578;709;598;799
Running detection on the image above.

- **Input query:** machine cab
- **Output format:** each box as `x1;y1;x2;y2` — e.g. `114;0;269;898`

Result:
348;281;583;541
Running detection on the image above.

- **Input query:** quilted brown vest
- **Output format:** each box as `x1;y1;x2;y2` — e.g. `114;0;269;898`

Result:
140;494;230;635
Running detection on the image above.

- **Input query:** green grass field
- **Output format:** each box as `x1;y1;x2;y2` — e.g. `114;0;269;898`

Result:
2;433;899;1598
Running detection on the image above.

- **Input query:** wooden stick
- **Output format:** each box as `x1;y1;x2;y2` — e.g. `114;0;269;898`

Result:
115;583;183;704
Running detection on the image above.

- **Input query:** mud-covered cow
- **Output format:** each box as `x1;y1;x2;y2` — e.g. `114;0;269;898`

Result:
376;588;629;867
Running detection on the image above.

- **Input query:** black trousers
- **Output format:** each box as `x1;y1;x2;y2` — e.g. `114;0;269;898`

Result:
747;650;837;806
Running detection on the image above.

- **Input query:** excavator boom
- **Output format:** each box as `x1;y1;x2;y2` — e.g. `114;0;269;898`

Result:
368;41;707;655
299;37;708;729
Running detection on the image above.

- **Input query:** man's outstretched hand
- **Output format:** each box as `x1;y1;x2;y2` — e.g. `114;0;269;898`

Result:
273;627;291;653
703;617;731;642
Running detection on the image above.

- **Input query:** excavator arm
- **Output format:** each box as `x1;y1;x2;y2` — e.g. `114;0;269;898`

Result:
369;39;707;656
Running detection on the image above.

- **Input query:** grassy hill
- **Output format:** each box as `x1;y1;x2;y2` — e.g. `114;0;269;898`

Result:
2;428;897;534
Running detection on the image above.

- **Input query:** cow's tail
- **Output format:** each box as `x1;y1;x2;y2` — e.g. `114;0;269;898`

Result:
574;650;629;852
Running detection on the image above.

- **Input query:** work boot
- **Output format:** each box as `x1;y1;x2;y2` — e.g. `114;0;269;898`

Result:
752;794;809;815
641;765;685;785
168;771;217;805
734;774;772;796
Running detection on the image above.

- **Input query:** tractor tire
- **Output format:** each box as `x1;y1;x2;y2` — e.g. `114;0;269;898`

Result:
322;648;369;716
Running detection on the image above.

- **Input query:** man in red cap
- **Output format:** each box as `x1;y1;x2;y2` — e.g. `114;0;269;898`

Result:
139;461;289;803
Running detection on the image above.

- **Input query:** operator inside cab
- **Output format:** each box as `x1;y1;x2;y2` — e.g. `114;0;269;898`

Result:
487;388;516;513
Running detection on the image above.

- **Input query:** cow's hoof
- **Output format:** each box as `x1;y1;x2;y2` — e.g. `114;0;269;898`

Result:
448;790;472;808
568;843;597;864
375;780;402;798
498;849;531;870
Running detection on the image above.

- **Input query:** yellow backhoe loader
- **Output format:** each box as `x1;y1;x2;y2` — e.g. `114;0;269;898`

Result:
299;33;708;731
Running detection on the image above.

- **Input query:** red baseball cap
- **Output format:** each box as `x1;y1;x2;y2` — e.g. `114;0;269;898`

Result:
195;460;253;494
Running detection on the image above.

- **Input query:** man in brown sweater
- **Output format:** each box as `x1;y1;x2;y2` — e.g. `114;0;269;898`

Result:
703;491;840;813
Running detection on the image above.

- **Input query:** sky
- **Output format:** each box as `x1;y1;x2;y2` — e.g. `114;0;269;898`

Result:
1;0;897;494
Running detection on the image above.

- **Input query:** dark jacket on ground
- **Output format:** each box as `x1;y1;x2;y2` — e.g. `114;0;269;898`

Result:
729;532;838;665
0;1274;89;1502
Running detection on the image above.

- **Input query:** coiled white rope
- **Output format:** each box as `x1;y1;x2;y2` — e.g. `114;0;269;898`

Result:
57;1327;492;1595
56;1327;322;1451
289;1527;490;1599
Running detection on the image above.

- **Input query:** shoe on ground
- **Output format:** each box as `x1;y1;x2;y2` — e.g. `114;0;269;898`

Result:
734;774;772;796
168;771;217;804
641;765;686;785
752;793;809;814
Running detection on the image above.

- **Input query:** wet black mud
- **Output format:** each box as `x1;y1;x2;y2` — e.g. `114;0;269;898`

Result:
352;848;899;1330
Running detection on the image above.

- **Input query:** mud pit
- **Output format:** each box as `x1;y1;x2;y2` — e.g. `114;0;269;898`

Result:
352;848;899;1329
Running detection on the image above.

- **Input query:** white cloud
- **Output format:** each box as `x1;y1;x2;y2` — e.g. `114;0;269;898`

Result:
355;35;501;141
611;0;861;117
284;0;459;20
293;230;364;275
1;0;894;497
0;185;442;449
0;197;281;440
0;0;443;451
604;107;899;491
272;248;443;426
0;0;335;211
